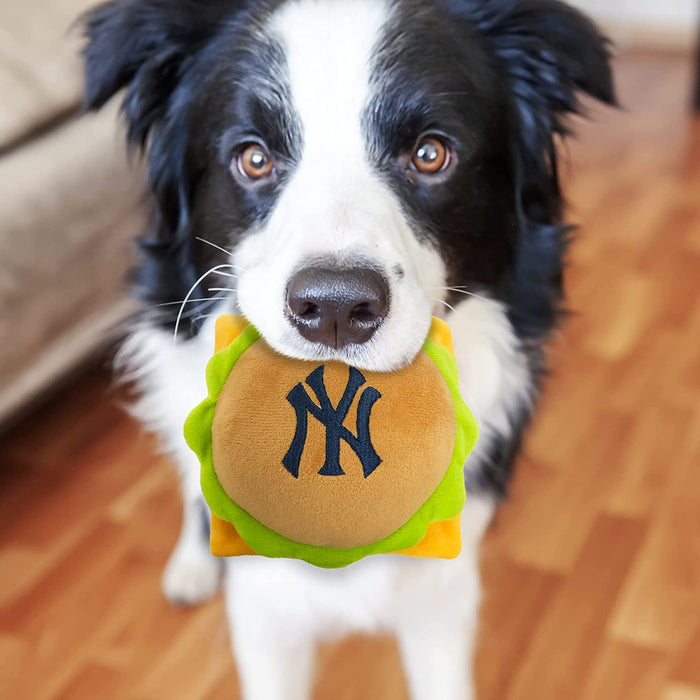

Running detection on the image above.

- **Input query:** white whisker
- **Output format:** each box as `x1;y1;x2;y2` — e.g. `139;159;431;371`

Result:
432;297;457;315
156;298;217;308
446;288;491;303
191;314;220;324
173;264;237;344
172;307;210;323
172;295;228;322
433;286;498;305
195;236;234;257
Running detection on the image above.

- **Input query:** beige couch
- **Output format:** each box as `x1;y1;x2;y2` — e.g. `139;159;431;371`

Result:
0;0;145;423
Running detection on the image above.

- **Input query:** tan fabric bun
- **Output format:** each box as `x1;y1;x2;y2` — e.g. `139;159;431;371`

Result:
211;338;457;549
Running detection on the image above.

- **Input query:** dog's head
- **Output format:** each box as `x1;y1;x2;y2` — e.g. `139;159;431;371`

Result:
82;0;614;371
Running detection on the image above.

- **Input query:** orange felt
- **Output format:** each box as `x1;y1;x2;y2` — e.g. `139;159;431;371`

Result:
427;316;455;355
211;514;257;557
395;514;462;558
215;315;250;353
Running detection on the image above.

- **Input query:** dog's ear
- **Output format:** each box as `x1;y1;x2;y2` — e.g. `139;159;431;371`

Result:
473;0;615;110
462;0;615;120
81;0;243;237
450;1;615;338
459;0;616;211
81;0;237;147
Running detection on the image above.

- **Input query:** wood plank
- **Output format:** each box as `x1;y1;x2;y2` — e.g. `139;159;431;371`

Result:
503;516;646;700
580;640;670;700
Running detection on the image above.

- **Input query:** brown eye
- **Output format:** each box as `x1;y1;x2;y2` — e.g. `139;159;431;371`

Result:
411;136;450;174
236;144;275;180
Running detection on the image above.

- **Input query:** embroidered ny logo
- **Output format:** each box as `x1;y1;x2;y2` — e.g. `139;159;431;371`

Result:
283;366;382;479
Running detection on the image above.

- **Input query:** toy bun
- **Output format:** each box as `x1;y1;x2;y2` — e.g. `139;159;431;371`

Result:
185;316;478;568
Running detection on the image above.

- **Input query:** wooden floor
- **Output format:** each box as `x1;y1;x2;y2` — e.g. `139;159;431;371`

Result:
1;50;699;699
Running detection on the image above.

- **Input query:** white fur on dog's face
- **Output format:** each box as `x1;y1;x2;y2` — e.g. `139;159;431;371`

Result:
233;0;446;372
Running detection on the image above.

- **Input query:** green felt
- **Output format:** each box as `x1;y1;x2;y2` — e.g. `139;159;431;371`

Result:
184;324;479;569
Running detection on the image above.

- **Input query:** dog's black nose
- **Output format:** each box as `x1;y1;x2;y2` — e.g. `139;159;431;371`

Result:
286;266;390;349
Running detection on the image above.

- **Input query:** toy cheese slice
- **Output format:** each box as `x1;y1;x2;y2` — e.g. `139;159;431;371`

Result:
184;315;478;569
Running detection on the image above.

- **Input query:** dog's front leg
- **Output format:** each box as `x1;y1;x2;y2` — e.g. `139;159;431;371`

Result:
225;563;317;700
232;630;315;700
394;502;490;700
161;460;222;605
397;614;476;700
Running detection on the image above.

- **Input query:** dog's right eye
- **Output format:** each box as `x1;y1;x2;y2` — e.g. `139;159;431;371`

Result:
411;136;451;174
234;144;276;180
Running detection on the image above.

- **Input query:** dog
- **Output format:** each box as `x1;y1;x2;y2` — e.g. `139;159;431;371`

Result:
81;1;614;698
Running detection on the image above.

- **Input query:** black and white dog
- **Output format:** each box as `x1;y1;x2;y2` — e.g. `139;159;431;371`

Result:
82;1;614;697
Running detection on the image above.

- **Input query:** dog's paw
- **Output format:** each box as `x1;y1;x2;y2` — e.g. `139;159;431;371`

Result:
161;543;222;606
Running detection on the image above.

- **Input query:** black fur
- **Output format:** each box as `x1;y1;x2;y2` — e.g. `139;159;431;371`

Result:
83;0;295;335
81;0;614;496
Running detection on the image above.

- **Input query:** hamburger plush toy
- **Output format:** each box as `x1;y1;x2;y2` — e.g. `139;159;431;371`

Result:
185;315;478;569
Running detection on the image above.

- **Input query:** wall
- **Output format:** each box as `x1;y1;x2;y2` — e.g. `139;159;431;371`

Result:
568;0;698;48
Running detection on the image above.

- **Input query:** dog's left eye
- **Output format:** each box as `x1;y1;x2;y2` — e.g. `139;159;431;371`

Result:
235;144;276;180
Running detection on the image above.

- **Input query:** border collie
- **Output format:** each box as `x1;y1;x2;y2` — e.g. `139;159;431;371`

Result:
81;1;614;697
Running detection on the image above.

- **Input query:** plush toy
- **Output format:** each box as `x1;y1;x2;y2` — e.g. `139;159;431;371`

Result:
185;315;478;569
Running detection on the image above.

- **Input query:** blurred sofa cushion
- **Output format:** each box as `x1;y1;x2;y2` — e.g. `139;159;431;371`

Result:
0;0;96;149
0;103;144;421
0;1;147;423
